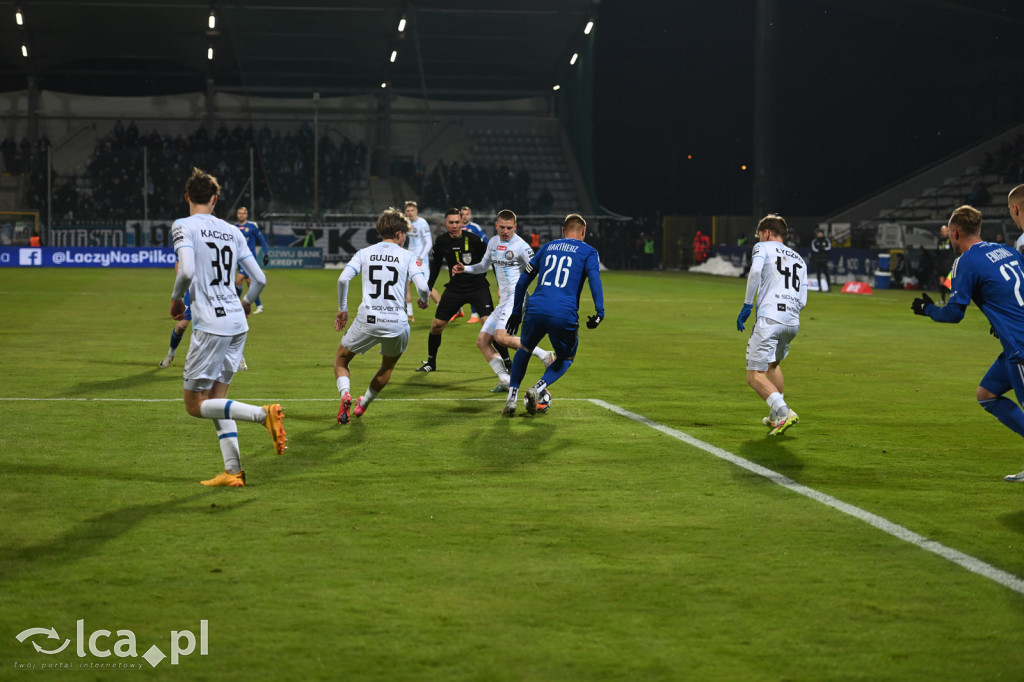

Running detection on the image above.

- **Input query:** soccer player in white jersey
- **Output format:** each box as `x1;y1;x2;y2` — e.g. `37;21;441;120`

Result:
334;207;431;424
452;209;554;391
1008;185;1024;255
736;214;808;436
168;168;286;488
403;200;437;320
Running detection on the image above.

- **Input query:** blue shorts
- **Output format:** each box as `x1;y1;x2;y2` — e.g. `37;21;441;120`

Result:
980;353;1024;405
520;311;579;359
238;264;249;279
183;291;192;322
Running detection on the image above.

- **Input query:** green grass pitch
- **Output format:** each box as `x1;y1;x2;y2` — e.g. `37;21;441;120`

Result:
2;267;1024;680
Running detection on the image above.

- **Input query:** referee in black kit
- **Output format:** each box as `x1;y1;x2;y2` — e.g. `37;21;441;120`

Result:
415;207;495;372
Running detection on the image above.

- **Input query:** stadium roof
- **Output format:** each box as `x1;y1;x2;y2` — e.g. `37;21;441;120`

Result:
0;0;598;98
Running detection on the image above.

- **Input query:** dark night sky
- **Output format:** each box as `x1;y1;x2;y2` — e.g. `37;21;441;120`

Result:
592;0;1024;218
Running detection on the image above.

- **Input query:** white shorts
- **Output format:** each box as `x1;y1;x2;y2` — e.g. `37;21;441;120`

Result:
183;329;246;391
481;297;511;336
745;317;799;372
341;323;410;357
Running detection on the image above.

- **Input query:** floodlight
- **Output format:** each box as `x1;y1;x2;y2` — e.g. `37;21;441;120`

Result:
390;50;398;63
207;46;214;60
15;9;23;25
208;11;216;30
381;82;388;88
398;17;406;32
584;20;594;35
570;53;578;65
552;84;560;91
21;44;28;57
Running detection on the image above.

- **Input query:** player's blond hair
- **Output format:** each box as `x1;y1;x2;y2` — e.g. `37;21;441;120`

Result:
949;205;982;235
376;207;410;239
563;213;587;233
757;214;788;238
185;167;220;205
1008;185;1024;208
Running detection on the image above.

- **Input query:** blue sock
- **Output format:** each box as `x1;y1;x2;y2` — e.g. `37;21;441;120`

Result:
235;285;243;298
980;397;1024;438
508;348;531;389
540;357;573;388
256;296;262;306
169;328;184;350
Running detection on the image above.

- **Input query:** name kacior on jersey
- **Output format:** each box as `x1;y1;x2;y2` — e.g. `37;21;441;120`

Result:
547;243;580;253
200;229;235;242
369;253;400;263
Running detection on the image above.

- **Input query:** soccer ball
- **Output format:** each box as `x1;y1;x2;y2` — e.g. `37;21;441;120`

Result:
537;389;552;413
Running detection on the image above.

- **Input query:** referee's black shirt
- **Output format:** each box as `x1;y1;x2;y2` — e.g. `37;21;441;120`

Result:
428;230;490;291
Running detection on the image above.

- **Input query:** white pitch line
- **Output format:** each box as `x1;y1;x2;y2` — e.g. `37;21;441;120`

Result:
589;399;1024;597
0;397;590;403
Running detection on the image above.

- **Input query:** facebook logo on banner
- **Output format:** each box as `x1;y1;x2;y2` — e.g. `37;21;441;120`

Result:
19;248;42;266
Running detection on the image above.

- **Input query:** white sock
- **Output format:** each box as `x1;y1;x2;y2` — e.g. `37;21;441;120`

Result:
362;385;379;406
531;347;550;361
336;376;351;397
506;386;518;403
488;356;507;379
407;302;414;316
766;392;788;420
532;379;548;394
213;419;241;474
200;399;265;423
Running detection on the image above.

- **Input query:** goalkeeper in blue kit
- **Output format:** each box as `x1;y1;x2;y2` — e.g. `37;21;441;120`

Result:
503;213;605;417
911;205;1024;482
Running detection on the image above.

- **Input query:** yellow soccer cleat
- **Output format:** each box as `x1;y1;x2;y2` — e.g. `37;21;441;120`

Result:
264;404;287;454
201;470;246;487
769;410;799;436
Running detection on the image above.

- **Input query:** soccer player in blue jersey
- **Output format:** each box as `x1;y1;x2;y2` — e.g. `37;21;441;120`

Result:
502;213;605;417
235;206;270;314
459;206;488;324
912;205;1024;482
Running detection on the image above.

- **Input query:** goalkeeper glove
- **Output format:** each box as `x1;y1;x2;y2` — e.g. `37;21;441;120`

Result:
505;312;522;336
911;292;934;316
586;314;603;329
262;253;270;266
736;303;753;331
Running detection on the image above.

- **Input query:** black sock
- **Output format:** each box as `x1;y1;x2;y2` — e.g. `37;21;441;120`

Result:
427;333;441;364
492;341;510;362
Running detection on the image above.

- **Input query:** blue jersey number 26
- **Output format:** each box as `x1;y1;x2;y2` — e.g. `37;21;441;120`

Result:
540;254;573;288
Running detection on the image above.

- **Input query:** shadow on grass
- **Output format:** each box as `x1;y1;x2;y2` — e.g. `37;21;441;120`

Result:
0;460;195;484
0;493;253;583
737;437;805;477
61;367;172;397
469;413;557;470
998;510;1024;536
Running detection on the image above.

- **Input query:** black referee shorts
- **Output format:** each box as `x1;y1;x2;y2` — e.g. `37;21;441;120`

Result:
435;286;494;322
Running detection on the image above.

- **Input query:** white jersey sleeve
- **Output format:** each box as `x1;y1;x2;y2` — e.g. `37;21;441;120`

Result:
412;217;433;263
748;240;806;326
1015;232;1024;257
171;214;253;336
